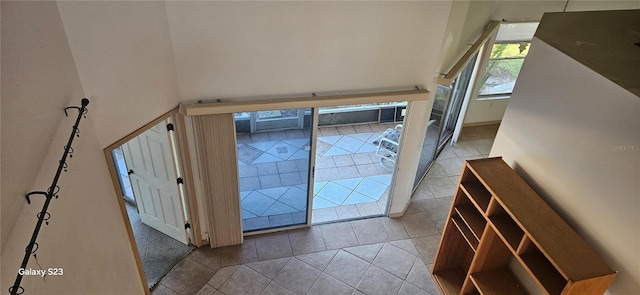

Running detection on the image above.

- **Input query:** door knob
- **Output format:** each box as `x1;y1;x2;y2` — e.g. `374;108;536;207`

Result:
128;169;134;175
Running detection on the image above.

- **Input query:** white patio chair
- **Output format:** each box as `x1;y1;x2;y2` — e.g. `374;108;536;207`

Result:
373;125;402;171
373;121;436;171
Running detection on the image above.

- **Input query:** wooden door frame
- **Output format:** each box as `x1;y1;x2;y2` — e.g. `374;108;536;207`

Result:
103;107;201;294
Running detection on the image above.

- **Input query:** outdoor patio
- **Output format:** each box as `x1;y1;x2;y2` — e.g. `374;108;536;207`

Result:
236;122;400;231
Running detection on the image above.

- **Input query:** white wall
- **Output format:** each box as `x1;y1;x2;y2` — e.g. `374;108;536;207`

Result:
491;38;640;294
165;1;451;101
1;2;153;294
1;109;145;295
463;98;510;125
55;0;457;147
438;0;497;75
0;1;85;249
57;1;182;148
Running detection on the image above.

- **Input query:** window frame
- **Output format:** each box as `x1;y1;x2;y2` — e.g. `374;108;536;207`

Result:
475;22;539;101
476;41;531;100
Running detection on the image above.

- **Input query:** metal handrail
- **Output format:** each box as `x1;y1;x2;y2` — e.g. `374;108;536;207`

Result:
9;98;89;295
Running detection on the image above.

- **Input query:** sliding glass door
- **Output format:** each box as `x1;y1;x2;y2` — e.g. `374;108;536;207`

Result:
235;108;313;232
312;103;405;223
236;102;409;231
439;54;478;149
413;85;452;186
413;54;478;189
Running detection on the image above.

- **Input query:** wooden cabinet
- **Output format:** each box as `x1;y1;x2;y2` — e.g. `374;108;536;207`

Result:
432;158;617;295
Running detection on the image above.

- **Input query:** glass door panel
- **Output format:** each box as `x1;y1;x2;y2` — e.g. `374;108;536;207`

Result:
413;53;478;190
413;85;452;188
439;54;478;149
235;108;313;232
312;102;406;223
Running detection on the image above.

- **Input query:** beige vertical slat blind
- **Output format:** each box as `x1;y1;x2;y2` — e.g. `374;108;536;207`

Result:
193;114;243;247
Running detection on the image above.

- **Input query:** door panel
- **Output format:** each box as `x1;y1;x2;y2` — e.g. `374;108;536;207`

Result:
440;54;478;148
148;137;172;181
122;120;188;244
159;189;182;230
135;179;157;218
413;54;478;190
236;108;313;232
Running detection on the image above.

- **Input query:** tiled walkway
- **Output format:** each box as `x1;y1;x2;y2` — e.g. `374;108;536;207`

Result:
126;202;193;288
152;125;498;295
237;123;398;231
311;123;397;223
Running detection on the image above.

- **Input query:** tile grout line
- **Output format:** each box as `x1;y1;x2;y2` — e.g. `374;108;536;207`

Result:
349;222;361;246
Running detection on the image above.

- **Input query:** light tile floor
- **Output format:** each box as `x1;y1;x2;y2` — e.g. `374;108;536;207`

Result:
238;123;399;231
126;202;194;288
152;125;498;295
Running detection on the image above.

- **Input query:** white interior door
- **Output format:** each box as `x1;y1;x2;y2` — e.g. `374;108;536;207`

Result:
121;120;188;244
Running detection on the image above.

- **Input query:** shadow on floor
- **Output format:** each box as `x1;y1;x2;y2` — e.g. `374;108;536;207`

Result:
125;201;194;288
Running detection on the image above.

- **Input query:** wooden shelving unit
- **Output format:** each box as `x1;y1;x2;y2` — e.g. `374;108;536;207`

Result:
432;158;617;295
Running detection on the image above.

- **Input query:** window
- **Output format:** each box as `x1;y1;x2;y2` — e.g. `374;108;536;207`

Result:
478;42;530;97
476;22;539;100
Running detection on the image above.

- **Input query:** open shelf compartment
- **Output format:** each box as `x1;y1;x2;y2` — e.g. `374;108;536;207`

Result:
433;268;466;295
455;204;486;241
433;221;476;295
460;182;491;213
489;215;523;251
452;215;479;251
459;169;492;212
487;201;524;251
519;244;567;295
470;268;526;295
448;187;487;252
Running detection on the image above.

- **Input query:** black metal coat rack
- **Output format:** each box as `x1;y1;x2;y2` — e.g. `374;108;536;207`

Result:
9;98;89;295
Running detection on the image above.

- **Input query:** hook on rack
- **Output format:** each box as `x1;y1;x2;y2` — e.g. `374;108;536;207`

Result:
65;145;74;158
60;160;68;172
25;192;47;204
64;98;90;117
28;242;39;255
47;185;60;196
36;212;51;225
74;127;81;138
7;286;24;295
